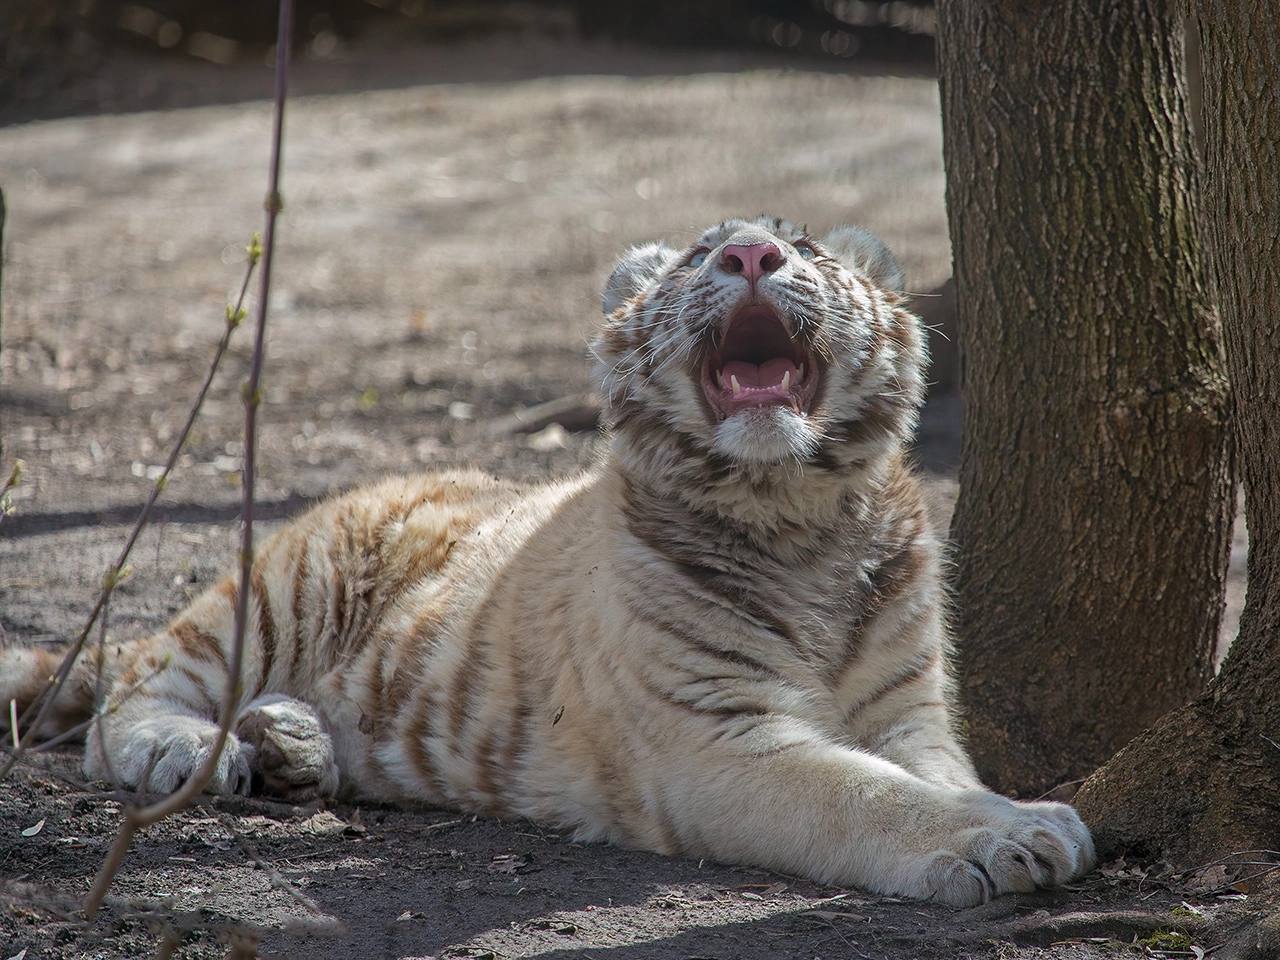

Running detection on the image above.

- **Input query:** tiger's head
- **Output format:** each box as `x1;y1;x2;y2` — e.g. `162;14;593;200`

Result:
593;216;924;511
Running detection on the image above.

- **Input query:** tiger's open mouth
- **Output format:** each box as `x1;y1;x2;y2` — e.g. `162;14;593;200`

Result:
702;304;818;420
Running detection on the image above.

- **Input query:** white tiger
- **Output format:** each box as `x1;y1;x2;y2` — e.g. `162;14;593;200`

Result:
2;216;1094;905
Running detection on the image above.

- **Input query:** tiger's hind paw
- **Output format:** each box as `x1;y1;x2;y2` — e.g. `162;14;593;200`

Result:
235;695;340;802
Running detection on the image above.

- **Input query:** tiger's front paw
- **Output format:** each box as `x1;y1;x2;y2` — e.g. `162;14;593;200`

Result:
84;716;252;795
914;792;1095;907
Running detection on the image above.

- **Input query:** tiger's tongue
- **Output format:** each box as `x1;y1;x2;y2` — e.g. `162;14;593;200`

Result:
721;358;799;388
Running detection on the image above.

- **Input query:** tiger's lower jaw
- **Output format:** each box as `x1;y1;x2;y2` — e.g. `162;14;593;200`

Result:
710;405;822;465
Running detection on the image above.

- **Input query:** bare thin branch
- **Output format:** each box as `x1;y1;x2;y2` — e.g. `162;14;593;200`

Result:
84;0;294;918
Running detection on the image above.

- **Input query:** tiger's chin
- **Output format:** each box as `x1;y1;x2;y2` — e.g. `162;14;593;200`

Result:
710;405;822;465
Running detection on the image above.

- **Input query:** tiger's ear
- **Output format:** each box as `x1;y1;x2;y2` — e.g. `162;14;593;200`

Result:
602;242;678;314
821;226;905;294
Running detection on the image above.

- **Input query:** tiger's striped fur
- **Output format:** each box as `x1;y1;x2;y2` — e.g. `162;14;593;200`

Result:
1;217;1093;905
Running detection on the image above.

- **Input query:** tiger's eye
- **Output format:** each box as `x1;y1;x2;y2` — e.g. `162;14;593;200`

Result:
797;244;816;261
689;250;708;267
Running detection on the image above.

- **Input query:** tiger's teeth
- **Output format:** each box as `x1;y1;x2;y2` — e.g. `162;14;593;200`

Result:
781;370;791;391
730;374;742;398
797;362;805;381
716;369;725;389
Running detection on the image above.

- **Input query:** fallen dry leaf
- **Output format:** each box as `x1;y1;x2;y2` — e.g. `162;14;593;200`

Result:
1188;864;1230;892
303;811;349;837
487;853;531;874
20;820;44;838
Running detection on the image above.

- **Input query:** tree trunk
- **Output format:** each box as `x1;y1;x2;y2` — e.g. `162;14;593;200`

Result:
1075;4;1280;864
0;186;5;470
935;1;1235;797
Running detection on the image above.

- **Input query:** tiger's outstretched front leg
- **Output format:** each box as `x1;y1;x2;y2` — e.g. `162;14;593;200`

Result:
84;578;257;795
86;624;340;799
647;716;1094;906
839;557;983;791
844;639;985;791
84;584;341;800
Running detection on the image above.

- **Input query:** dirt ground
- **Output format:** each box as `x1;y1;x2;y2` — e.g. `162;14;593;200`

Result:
0;32;1263;960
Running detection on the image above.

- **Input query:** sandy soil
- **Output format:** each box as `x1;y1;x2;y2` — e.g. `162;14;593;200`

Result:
0;34;1261;960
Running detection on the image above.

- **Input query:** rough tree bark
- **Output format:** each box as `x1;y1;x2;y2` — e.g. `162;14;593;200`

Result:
935;1;1235;796
1;187;6;469
1075;3;1280;865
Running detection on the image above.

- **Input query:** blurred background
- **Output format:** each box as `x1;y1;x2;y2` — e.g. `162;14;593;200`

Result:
3;1;936;118
0;0;982;644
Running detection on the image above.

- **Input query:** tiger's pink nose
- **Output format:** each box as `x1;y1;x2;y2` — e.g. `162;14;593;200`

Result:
720;242;785;286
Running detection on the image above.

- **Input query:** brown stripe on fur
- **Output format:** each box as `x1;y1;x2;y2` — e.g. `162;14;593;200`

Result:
171;620;227;669
326;512;351;656
115;662;142;690
360;635;390;740
385;605;445;718
619;477;801;644
888;304;921;350
368;495;407;556
599;321;633;358
352;640;395;789
665;559;797;646
645;788;686;855
624;598;781;679
217;577;238;609
900;700;946;712
176;665;218;712
472;727;508;815
638;672;767;721
357;493;453;647
447;591;499;749
499;657;533;782
807;443;854;473
842;651;940;723
368;533;456;641
585;732;637;841
747;738;811;758
831;548;926;682
251;564;277;696
289;533;311;676
405;688;447;799
611;410;739;486
826;396;910;452
858;311;891;360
